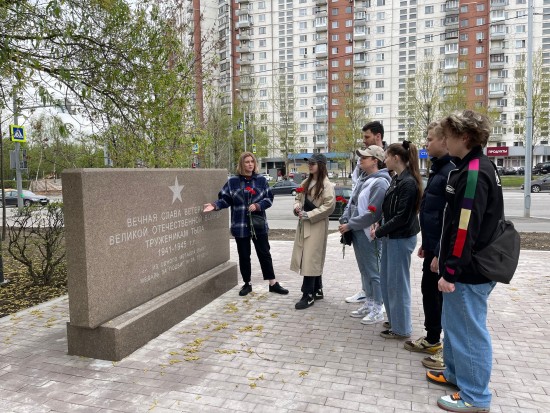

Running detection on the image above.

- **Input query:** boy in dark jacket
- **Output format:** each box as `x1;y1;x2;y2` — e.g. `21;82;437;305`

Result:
404;122;454;370
427;111;501;413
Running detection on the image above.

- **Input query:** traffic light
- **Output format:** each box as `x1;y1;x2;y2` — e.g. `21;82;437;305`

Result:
252;144;256;154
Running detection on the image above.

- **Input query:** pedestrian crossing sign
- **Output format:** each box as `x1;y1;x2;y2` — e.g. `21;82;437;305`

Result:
10;125;26;143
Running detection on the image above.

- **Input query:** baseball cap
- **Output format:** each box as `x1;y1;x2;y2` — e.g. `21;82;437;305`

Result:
304;153;327;164
356;145;385;162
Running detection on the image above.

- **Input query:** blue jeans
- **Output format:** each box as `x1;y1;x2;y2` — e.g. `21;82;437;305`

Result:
442;281;496;408
352;230;383;305
380;236;416;336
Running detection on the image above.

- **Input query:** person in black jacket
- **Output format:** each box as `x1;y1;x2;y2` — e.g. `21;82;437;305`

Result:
371;141;422;339
404;122;454;369
427;110;500;413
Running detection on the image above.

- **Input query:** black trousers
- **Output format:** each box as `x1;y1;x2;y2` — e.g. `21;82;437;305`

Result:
301;275;322;295
234;233;275;284
421;250;443;344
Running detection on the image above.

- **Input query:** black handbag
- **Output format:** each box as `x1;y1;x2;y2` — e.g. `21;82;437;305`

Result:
303;198;316;212
250;214;266;231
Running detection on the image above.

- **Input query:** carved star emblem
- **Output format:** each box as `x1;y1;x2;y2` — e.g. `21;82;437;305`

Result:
169;176;184;203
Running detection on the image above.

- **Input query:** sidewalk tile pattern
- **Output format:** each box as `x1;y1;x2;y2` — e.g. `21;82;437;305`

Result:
0;234;548;412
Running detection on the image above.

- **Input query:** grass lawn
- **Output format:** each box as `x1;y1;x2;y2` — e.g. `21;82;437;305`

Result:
501;176;527;187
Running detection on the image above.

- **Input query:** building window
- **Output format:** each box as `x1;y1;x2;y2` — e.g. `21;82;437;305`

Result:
332;8;339;15
476;3;485;11
425;20;434;28
460;47;468;55
377;26;385;34
375;93;384;100
375;106;383;114
300;111;308;118
476;46;484;54
377;12;385;20
475;74;484;82
376;39;384;47
299;86;308;93
460;33;469;41
375;80;384;88
259;27;266;34
425;5;434;14
460;19;469;28
516;40;526;48
476;18;485;26
331;60;339;67
376;53;385;61
475;88;484;96
300;98;308;106
376;66;384;75
332;21;339;28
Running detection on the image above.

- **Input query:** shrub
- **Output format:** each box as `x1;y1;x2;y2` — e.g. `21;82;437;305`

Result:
7;202;65;286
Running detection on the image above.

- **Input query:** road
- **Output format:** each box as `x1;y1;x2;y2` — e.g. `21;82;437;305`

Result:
1;191;548;232
266;190;550;232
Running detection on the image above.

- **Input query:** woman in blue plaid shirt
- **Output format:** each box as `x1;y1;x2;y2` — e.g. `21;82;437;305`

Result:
203;152;289;297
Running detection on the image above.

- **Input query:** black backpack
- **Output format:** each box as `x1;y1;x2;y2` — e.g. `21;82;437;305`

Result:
472;219;520;284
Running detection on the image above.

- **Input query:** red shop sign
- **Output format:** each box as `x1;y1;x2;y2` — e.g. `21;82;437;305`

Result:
487;147;509;157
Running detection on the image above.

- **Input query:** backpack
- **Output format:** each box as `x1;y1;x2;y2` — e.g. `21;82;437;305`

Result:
471;161;521;284
472;219;520;284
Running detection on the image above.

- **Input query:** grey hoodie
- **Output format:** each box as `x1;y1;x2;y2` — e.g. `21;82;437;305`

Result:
341;169;391;231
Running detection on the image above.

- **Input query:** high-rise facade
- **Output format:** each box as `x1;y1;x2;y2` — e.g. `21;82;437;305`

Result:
191;0;550;167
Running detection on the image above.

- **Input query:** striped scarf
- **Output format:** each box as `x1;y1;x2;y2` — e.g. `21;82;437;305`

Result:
447;158;479;276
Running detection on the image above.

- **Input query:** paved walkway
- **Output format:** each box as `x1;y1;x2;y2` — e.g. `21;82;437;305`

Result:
0;234;549;413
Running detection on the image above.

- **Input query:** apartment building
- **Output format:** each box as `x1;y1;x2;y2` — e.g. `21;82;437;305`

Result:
189;0;550;168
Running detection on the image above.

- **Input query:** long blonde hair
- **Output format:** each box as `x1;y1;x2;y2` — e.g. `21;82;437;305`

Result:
235;152;259;175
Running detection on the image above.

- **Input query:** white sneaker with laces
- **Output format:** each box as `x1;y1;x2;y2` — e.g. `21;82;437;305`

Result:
350;301;372;318
360;309;384;325
345;290;367;303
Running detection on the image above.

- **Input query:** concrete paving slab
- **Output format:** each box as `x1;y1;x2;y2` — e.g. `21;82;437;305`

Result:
0;234;548;412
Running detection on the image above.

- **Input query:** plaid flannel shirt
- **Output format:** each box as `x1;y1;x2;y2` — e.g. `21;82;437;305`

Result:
214;174;273;238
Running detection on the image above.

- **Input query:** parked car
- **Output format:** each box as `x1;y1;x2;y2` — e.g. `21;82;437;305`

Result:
514;166;525;175
270;180;300;196
1;189;50;207
261;173;273;181
502;166;518;176
329;186;352;220
520;175;550;192
533;162;550;175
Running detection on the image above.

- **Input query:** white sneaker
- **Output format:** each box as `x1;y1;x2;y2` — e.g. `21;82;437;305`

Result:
345;290;366;303
350;301;372;318
360;310;384;325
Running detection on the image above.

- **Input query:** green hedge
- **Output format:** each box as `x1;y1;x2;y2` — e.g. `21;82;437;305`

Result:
2;180;31;190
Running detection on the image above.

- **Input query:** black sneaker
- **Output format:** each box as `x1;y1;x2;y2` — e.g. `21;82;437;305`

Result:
269;282;289;295
314;289;324;300
239;283;252;296
295;294;314;310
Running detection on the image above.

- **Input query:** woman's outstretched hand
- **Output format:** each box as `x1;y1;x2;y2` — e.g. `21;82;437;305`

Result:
203;203;215;212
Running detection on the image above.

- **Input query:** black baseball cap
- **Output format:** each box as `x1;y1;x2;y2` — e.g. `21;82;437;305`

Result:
304;153;327;164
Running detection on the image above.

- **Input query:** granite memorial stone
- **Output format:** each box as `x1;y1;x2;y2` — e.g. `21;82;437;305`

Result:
63;169;238;361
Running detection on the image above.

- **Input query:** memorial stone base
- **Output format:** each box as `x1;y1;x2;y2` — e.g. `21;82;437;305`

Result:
67;262;237;361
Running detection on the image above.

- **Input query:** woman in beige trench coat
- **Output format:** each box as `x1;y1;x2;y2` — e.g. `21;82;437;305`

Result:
290;153;335;310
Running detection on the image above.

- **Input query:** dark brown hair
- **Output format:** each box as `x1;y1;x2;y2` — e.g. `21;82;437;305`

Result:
301;160;329;200
386;141;423;212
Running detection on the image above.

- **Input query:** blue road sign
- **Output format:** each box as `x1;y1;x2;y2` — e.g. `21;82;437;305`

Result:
419;149;429;159
10;125;26;142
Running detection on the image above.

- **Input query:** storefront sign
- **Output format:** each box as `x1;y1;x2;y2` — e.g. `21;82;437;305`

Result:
487;147;509;157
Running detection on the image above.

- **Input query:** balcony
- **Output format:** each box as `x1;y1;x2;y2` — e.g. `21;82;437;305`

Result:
237;58;252;66
236;45;251;53
489;61;505;70
315;23;327;32
490;0;507;9
490;31;506;40
236;21;251;29
354;31;367;40
354;59;367;68
355;5;367;13
315;60;328;70
443;66;458;73
354;72;369;80
354;19;367;27
488;90;505;98
315;114;328;122
236;0;249;3
236;32;250;41
315;50;328;59
354;45;366;53
315;0;327;5
316;36;328;45
316;89;328;97
315;10;327;19
236;9;250;16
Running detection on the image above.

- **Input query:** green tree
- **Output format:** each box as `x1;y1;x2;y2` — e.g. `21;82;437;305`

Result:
513;50;550;161
332;74;369;177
